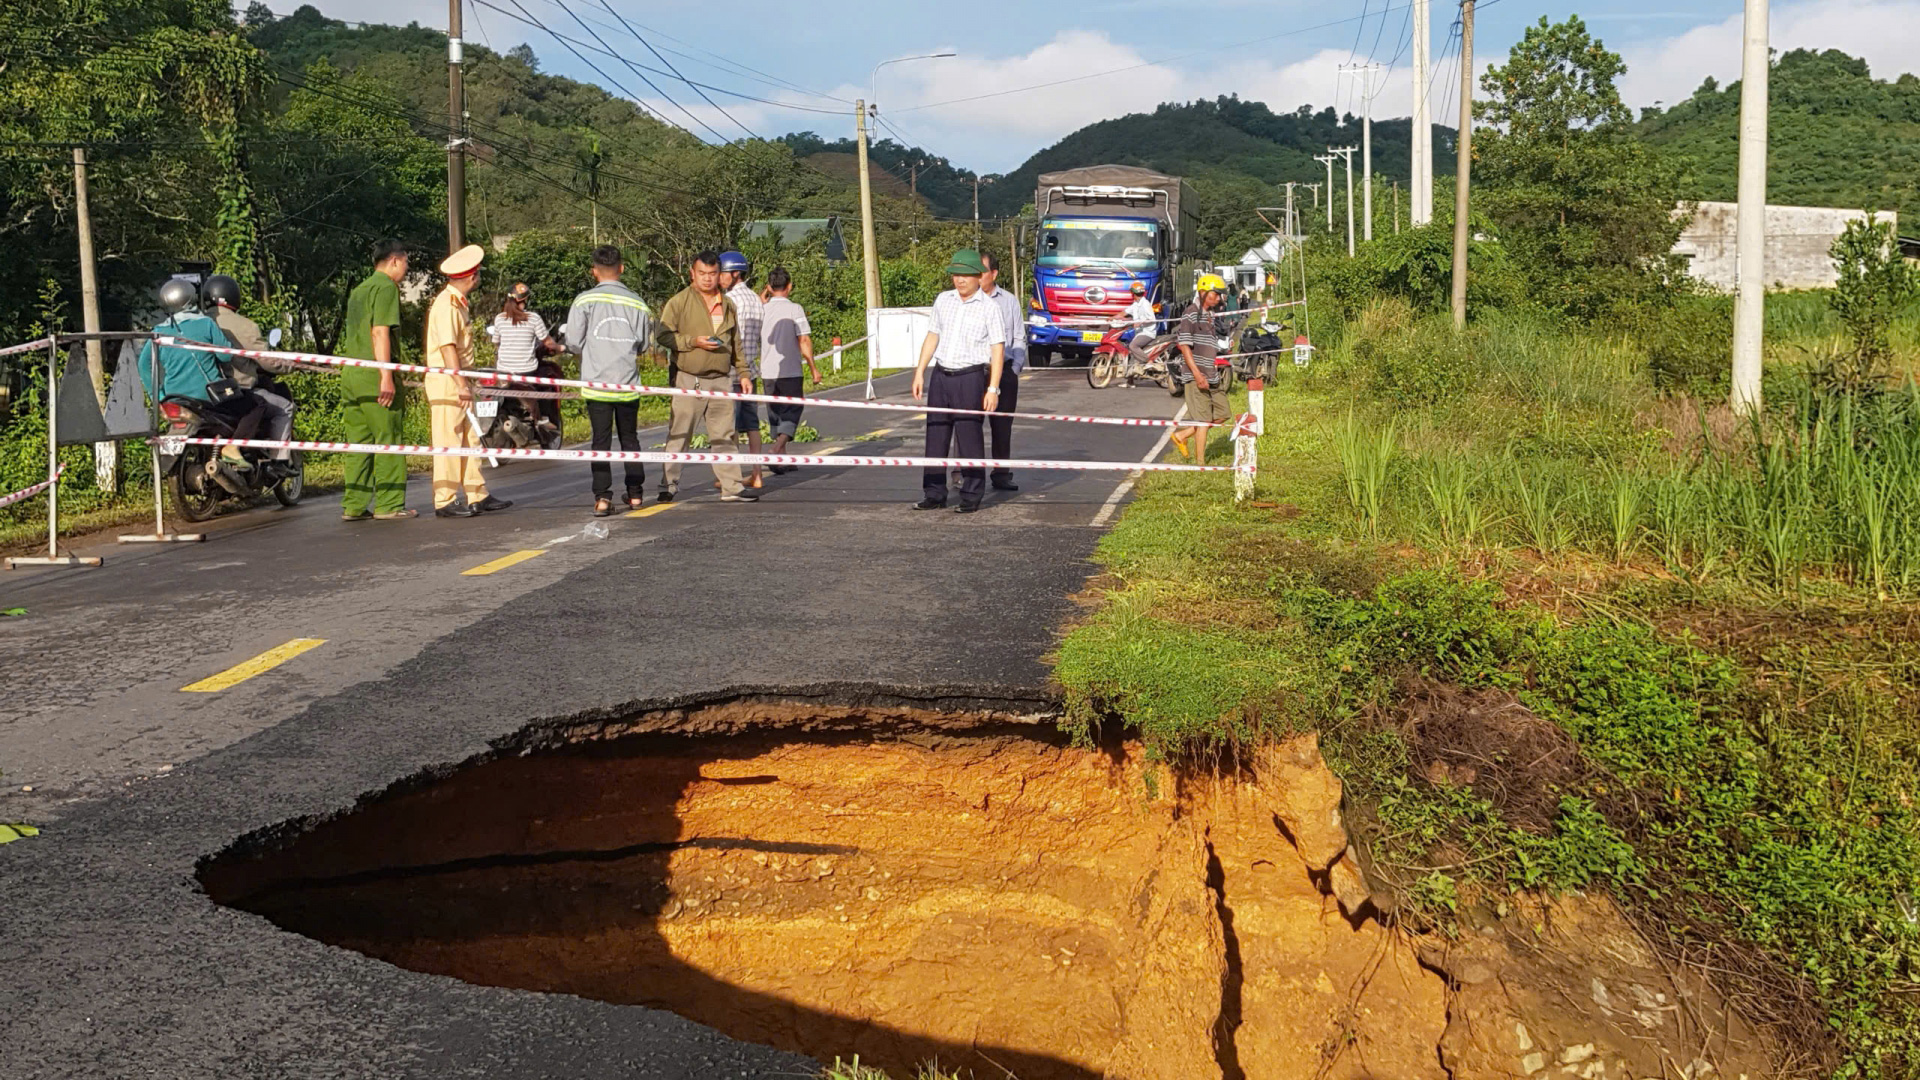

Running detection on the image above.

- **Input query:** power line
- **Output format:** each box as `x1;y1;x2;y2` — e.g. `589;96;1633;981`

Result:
590;0;759;140
471;0;846;115
501;0;722;142
580;4;848;104
895;2;1419;116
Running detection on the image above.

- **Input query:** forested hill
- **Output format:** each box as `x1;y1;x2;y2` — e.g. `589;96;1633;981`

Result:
1638;48;1920;221
978;96;1456;219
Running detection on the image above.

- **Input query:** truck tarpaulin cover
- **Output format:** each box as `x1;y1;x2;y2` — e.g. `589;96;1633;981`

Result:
1035;166;1199;255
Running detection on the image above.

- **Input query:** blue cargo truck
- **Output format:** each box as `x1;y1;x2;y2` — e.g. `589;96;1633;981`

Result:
1024;165;1200;365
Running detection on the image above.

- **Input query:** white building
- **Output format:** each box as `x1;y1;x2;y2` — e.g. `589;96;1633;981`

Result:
1672;202;1895;290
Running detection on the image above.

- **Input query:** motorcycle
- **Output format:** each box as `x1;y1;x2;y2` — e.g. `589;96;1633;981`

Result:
478;327;564;451
1086;326;1174;392
156;389;304;523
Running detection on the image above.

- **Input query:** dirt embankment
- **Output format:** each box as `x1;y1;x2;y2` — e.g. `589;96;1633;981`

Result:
199;700;1781;1080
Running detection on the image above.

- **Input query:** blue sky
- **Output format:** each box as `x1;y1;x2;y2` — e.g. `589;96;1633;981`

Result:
306;0;1920;172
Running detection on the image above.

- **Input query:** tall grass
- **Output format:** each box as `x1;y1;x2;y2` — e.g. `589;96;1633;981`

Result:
1334;408;1396;535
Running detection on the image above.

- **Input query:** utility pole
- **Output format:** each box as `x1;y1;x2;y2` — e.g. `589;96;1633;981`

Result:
73;146;113;492
1331;146;1357;256
1411;0;1433;226
1450;0;1476;329
1281;182;1298;240
71;148;105;403
1730;0;1769;415
446;0;465;251
1306;182;1322;219
1314;154;1335;233
1393;180;1401;234
1339;63;1382;242
856;99;881;312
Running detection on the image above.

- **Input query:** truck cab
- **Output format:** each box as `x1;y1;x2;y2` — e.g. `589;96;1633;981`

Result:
1026;215;1167;359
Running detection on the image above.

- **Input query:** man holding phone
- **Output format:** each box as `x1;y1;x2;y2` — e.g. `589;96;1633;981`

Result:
654;250;755;502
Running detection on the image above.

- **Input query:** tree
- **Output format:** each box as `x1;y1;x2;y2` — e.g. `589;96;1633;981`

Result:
255;59;442;351
1473;16;1686;318
1825;214;1919;388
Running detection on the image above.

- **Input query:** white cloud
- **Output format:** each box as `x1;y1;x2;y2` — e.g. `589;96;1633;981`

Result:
1617;0;1920;107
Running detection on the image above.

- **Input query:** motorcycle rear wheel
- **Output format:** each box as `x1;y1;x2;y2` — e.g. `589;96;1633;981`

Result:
168;447;222;522
273;451;305;507
1087;354;1117;389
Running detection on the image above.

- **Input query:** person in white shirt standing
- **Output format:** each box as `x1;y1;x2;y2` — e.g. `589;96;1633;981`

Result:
489;282;561;446
719;250;765;488
758;267;821;473
911;248;1006;514
980;251;1026;493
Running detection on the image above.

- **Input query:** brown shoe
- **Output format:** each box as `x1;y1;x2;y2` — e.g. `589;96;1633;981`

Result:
373;508;418;520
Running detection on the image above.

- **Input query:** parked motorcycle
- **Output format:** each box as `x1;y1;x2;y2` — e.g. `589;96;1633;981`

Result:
478;326;564;451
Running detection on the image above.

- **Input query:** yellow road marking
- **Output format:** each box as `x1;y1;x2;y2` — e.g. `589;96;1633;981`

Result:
626;502;676;518
461;549;546;576
867;427;896;437
812;445;843;456
181;638;327;693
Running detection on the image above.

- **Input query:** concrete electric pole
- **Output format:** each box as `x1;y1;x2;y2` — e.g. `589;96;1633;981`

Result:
1731;0;1770;415
1331;147;1358;256
1450;0;1475;329
73;145;113;492
1410;0;1433;226
446;0;465;251
1314;155;1335;233
1340;63;1382;243
856;99;881;312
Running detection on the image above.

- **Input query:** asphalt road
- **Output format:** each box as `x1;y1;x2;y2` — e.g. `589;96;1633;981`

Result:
1;368;1195;1079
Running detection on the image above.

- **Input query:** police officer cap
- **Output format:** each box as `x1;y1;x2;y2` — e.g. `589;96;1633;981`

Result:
439;243;485;279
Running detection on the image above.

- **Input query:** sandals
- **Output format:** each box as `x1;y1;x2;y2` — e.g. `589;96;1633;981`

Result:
626;493;645;511
593;497;613;517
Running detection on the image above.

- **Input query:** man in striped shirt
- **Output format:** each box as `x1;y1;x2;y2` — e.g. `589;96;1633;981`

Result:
563;245;653;513
720;251;765;487
1170;273;1231;462
911;248;1007;513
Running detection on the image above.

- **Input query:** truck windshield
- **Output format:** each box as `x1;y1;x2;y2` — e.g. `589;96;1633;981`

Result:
1037;219;1159;268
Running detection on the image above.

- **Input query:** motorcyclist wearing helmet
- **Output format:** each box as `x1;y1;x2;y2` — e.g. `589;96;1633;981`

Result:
203;275;296;470
136;277;259;471
1169;273;1231;462
1121;279;1158;367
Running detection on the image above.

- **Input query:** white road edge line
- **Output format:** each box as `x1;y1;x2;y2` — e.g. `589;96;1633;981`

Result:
1091;405;1186;528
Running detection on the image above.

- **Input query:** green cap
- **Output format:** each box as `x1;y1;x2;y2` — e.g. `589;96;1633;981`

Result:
946;248;986;276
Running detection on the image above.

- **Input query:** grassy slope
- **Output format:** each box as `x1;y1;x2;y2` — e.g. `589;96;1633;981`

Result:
1054;307;1920;1077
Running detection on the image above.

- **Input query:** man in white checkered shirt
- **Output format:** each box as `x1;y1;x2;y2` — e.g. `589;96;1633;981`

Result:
720;251;766;486
911;248;1007;513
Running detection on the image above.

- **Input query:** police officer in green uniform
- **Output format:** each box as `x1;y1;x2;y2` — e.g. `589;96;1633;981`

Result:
339;239;416;520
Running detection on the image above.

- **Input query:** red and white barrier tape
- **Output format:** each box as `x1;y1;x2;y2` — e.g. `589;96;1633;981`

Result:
155;338;1228;430
167;437;1249;474
0;465;64;510
0;335;55;359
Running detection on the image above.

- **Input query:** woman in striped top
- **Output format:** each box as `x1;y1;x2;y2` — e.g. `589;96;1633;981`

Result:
490;282;561;441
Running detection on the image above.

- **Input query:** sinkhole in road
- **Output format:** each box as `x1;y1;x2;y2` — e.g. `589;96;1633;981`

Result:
198;698;1449;1080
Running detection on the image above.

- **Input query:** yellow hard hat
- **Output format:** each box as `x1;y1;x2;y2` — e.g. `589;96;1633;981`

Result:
1196;273;1227;294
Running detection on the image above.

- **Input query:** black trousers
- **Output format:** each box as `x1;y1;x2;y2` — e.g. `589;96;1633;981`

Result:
766;375;806;437
923;364;987;506
586;398;643;498
988;369;1019;482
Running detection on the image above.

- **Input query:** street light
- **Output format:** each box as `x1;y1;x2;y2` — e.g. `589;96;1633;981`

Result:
858;50;955;312
872;52;956;113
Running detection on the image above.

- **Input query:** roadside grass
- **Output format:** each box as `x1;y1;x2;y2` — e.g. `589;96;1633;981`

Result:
1054;303;1920;1077
821;1057;961;1080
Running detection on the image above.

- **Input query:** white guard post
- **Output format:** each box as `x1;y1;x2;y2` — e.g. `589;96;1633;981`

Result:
1234;376;1265;504
864;307;935;400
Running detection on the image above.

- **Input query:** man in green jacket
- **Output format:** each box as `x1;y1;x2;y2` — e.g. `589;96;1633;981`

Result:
338;239;416;520
653;249;755;503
